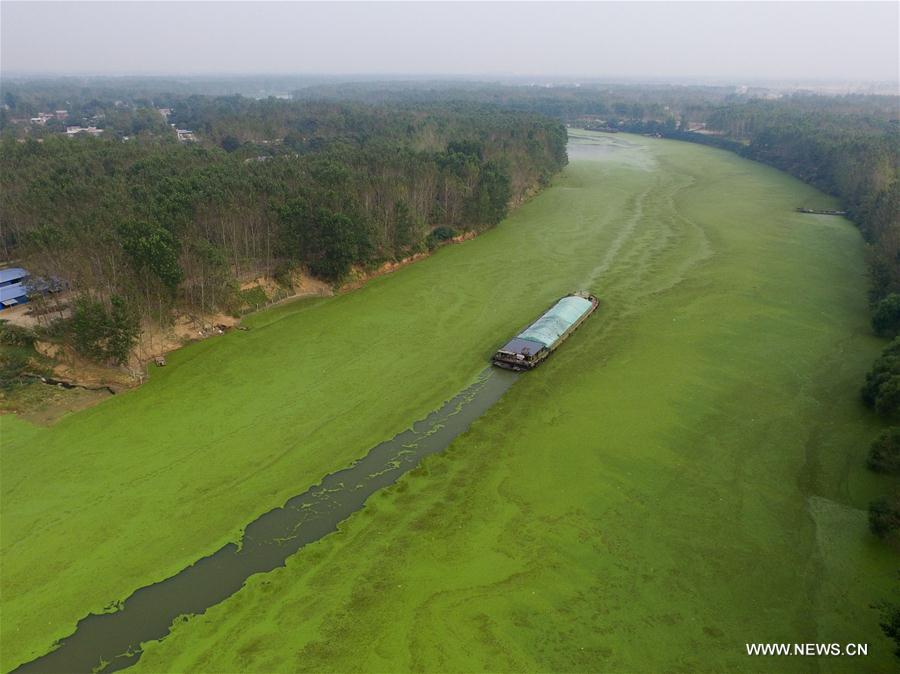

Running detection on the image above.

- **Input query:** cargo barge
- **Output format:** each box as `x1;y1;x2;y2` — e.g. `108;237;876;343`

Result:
492;291;599;371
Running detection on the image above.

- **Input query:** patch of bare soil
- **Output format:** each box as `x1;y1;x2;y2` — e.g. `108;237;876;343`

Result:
239;274;280;295
31;340;134;390
288;271;333;298
0;382;112;426
0;292;71;330
239;271;333;300
339;231;477;292
49;352;136;391
242;271;334;311
132;312;240;370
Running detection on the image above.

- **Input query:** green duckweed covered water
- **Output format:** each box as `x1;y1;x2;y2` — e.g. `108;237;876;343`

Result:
2;131;896;672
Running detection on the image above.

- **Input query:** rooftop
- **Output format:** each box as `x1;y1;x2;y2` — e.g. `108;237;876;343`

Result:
0;283;28;303
0;267;28;284
497;337;545;356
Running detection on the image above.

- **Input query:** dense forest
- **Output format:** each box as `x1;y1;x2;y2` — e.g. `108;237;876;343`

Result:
0;99;567;363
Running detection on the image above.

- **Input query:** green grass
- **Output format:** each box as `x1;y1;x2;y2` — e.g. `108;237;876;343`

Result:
3;132;897;672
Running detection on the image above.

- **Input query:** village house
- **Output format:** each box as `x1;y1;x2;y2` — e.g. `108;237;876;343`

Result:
29;112;54;125
66;126;103;137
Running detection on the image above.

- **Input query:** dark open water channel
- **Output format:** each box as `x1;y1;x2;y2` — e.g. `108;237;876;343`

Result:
13;367;517;674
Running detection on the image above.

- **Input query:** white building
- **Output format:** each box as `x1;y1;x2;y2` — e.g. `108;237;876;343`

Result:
66;126;103;137
30;112;54;125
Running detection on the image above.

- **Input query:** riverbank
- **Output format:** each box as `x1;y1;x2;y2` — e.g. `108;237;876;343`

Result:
0;232;480;424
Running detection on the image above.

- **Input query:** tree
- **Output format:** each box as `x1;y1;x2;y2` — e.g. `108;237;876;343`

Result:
183;239;234;312
873;294;900;338
875;602;900;659
280;200;371;282
0;351;30;392
464;162;510;226
1;96;570;325
71;296;112;362
425;226;456;250
392;200;422;255
221;135;241;152
869;494;900;538
862;339;900;419
71;295;139;365
106;296;140;365
118;220;184;292
447;140;483;160
868;428;900;474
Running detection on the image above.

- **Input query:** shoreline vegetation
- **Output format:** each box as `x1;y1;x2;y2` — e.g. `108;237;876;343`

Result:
1;98;567;405
1;226;482;418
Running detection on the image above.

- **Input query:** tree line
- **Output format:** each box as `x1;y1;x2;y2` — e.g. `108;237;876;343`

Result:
0;99;567;365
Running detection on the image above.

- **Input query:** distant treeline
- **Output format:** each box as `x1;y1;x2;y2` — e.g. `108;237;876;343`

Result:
0;75;341;111
0;99;567;343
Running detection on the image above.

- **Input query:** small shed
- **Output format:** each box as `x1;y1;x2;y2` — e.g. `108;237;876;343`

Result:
0;267;30;310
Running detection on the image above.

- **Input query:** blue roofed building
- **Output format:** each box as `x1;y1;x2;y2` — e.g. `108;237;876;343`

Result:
0;267;31;310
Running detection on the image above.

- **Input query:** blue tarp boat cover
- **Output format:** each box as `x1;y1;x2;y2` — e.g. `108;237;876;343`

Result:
498;337;546;356
516;295;593;348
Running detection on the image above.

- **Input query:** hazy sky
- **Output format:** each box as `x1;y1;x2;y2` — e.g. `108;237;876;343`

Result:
2;1;898;82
